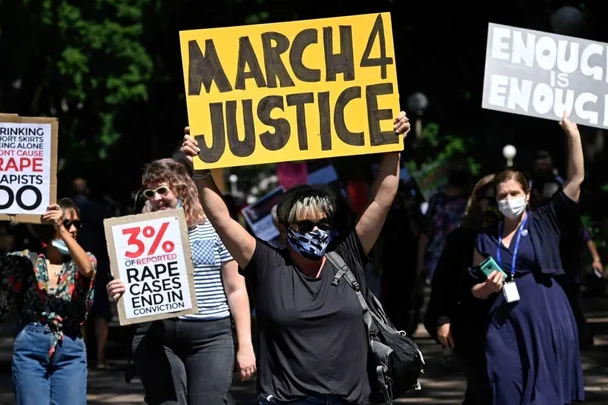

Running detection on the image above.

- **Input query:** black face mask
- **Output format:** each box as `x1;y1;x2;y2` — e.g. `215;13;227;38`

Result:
448;169;470;187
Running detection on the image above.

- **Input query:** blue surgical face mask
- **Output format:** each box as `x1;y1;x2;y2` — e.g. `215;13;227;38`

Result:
287;227;331;261
51;239;70;255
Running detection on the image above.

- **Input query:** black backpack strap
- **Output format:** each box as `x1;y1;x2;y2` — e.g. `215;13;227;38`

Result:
326;251;395;402
326;252;373;335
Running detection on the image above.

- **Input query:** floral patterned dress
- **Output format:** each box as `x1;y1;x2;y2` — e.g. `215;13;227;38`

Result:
0;250;97;357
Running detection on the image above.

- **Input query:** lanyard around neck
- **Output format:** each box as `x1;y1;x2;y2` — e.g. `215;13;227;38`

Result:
497;215;528;278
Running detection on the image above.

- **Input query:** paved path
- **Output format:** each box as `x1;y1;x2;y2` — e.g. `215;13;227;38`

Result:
0;296;607;405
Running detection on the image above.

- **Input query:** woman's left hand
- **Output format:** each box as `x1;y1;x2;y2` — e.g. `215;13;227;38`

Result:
394;111;411;136
236;345;257;381
559;111;578;135
42;204;64;230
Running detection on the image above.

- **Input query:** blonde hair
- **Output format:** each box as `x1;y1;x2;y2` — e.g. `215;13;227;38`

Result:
141;158;205;227
276;185;336;225
462;174;495;229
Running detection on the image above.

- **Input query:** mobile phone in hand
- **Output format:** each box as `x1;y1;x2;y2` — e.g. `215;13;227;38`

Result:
594;268;603;278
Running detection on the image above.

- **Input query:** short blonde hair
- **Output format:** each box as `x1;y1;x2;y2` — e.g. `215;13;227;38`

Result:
276;185;336;225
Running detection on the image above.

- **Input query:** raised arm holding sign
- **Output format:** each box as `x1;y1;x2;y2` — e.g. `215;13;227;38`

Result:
179;12;404;170
482;23;608;128
181;111;409;404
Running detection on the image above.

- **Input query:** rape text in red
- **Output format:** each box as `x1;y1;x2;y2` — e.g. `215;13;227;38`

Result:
0;157;43;172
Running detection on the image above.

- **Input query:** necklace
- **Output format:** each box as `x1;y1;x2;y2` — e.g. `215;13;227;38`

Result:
47;261;62;278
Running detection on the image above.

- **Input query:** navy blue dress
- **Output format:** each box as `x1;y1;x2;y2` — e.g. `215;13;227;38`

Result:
475;213;584;405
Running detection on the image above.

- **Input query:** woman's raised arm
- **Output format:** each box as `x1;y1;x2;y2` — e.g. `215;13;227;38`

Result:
559;113;584;203
181;130;257;270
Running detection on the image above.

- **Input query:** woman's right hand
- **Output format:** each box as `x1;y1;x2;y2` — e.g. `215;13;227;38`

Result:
482;270;504;298
180;127;200;167
472;270;504;299
107;279;126;302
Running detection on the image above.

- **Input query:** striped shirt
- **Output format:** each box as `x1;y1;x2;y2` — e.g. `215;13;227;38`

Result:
180;221;233;321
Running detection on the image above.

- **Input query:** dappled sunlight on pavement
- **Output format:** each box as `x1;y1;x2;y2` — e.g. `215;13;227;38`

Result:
0;296;607;404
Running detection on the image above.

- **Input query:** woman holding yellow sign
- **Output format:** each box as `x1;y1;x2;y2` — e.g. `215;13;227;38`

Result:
181;112;410;405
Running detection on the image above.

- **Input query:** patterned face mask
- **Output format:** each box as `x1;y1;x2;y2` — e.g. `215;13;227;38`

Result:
287;227;331;261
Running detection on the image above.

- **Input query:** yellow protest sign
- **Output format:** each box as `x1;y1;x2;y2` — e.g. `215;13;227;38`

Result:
179;12;402;170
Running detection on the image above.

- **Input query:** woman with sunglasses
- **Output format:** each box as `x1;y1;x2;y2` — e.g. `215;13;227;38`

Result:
0;198;97;405
180;112;410;405
107;158;255;405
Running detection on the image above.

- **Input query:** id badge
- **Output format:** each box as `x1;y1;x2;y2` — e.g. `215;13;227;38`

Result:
503;281;520;303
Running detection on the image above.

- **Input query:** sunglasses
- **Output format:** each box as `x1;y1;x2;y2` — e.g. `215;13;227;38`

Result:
293;219;331;234
143;186;170;199
63;219;82;229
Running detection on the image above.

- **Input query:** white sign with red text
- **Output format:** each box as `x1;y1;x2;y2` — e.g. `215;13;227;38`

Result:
0;122;52;215
104;208;198;325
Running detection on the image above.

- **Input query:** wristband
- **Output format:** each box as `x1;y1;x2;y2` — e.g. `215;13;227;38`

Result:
192;170;212;180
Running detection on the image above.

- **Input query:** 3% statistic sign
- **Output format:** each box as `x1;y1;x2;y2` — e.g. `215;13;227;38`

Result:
122;221;176;259
104;209;198;325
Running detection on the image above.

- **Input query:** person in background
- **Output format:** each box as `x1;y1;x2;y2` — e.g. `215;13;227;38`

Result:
424;174;498;405
417;154;470;367
380;183;421;335
528;149;564;202
470;113;584;405
0;223;14;255
72;177;113;369
417;154;471;284
0;199;97;405
180;112;410;405
107;159;255;405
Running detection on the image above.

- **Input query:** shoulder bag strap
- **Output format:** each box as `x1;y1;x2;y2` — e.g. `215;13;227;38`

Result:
326;251;373;333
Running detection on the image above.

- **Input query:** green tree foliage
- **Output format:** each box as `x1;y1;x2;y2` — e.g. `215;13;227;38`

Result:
1;0;607;218
0;0;153;162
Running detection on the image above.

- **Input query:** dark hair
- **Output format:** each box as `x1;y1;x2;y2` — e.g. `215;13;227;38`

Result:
535;150;552;160
446;152;470;172
276;185;337;226
30;198;81;243
493;169;530;195
133;189;148;213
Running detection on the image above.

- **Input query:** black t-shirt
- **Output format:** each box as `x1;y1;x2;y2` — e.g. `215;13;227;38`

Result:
241;231;370;404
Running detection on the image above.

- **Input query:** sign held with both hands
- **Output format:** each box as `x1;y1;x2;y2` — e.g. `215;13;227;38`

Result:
179;13;403;170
